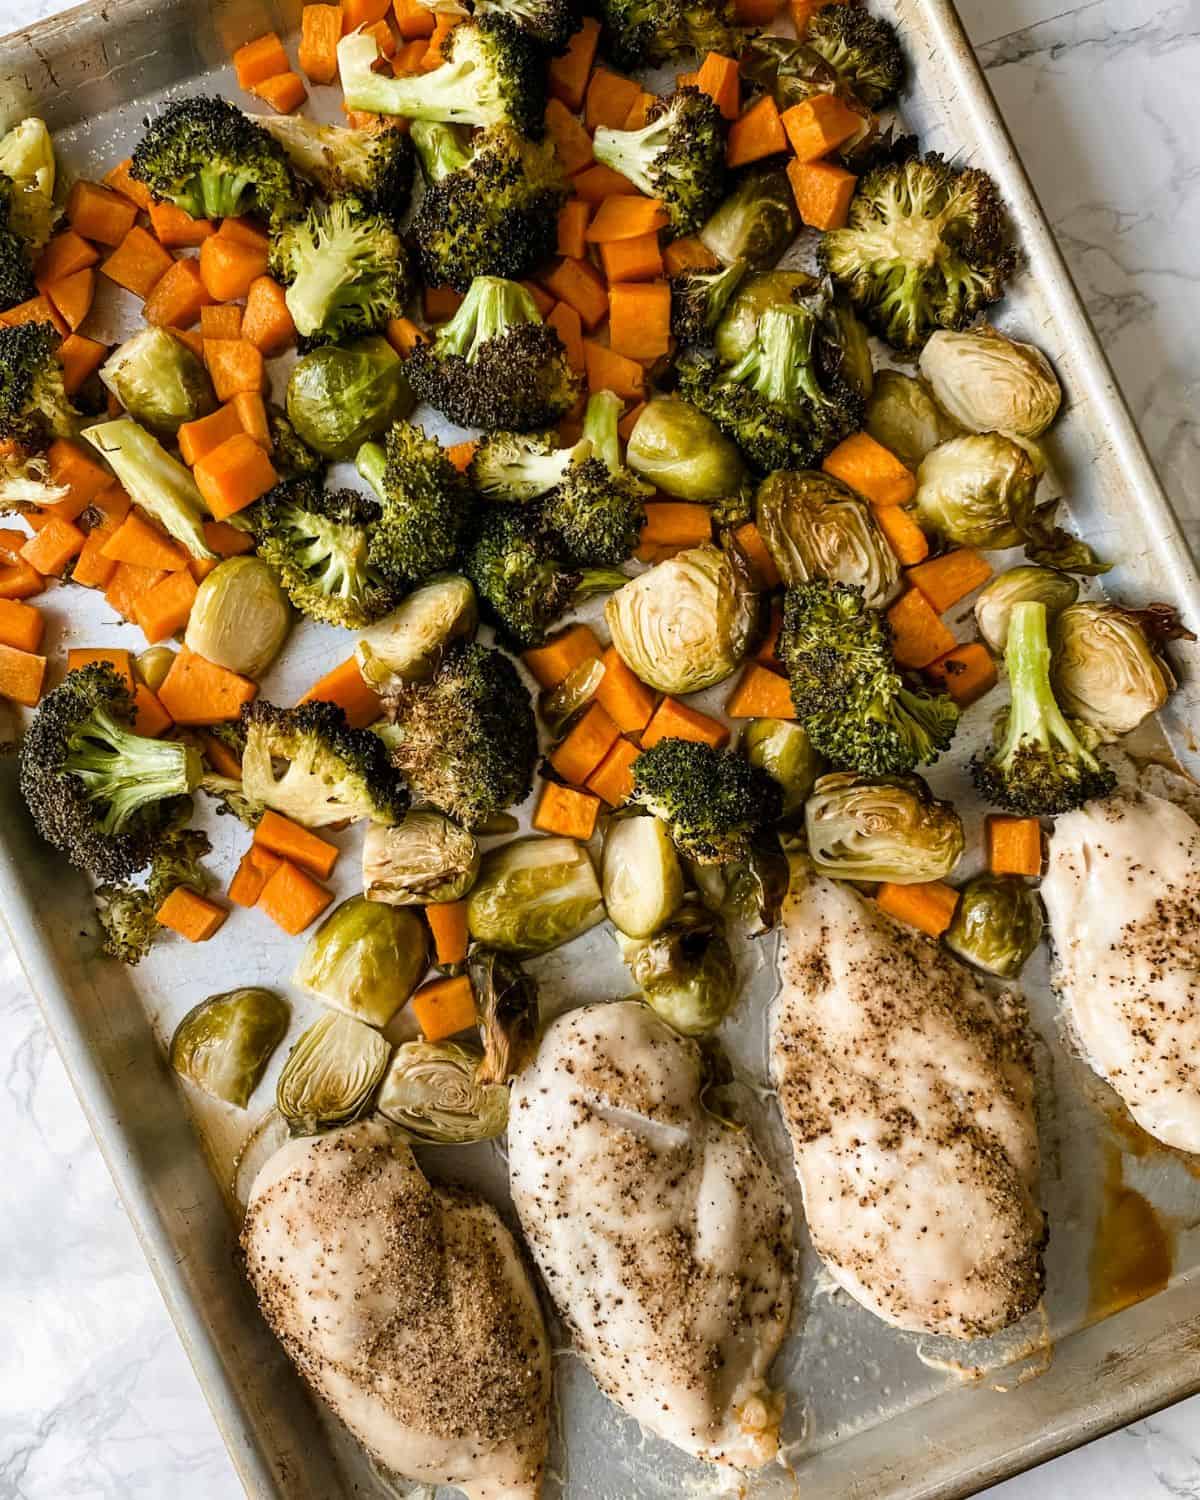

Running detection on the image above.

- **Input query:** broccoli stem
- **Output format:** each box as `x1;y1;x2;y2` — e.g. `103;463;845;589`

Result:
582;390;622;474
411;120;472;183
592;116;670;199
355;441;388;502
340;30;485;124
435;276;541;360
64;707;201;834
998;601;1100;774
286;251;358;339
198;164;255;219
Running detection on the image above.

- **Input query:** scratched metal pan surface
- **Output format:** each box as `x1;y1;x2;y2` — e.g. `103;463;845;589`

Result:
1;0;1199;1496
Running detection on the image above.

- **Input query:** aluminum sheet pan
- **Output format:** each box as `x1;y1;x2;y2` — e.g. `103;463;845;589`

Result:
1;1;1198;1497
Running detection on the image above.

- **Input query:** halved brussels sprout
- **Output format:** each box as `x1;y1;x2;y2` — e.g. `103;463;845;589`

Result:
470;947;541;1084
539;656;606;737
354;574;478;690
915;433;1040;549
362;812;480;905
606;541;757;694
974;565;1079;653
741;717;821;817
699;166;800;270
755;469;900;609
865;370;963;472
185;557;291;679
100;329;217;439
276;1010;391;1135
625;398;749;504
944;874;1044;979
294;895;428;1027
621;903;738;1037
136;645;176;692
377;1041;509;1143
467;836;605;954
740;34;841;111
1050;601;1179;742
602;815;684;939
805;771;964;884
714;270;818;365
169;987;290;1109
920;327;1062;438
286;336;413;459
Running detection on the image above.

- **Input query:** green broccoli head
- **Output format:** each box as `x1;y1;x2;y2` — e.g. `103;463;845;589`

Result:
592;88;728;238
247;477;399;628
130;96;303;224
95;827;212;965
473;0;582;54
241;699;409;828
0;179;35;311
270;196;414;344
253;115;415;221
971;600;1116;816
383;641;538;828
597;0;741;70
355;421;475;584
406;275;579;431
0;321;77;449
631;738;782;864
409;123;566;292
18;663;203;883
803;5;905;108
670;257;747;345
338;16;546;141
780;579;959;776
820;153;1015;352
677;301;864;472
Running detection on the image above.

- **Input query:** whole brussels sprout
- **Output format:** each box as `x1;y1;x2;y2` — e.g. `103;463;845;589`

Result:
915;433;1040;549
805;771;964;883
602;815;684;939
625;398;749;504
355;574;478;690
276;1010;390;1135
714;270;818;365
621;903;738;1037
1050;601;1180;742
294;895;428;1027
945;874;1044;979
362;811;480;904
755;469;900;609
99;328;216;438
286;336;413;459
741;717;821;817
606;541;757;695
185;557;291;679
467;836;605;955
136;645;176;692
919;327;1062;438
865;369;963;471
699;166;800;270
376;1041;509;1144
974;565;1079;653
169;988;290;1109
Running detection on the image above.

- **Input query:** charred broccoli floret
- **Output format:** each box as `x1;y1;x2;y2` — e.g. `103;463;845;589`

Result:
130;96;302;225
474;0;581;54
820;153;1015;352
670;257;747;345
597;0;741;70
406;275;579;431
677;301;863;472
95;827;212;965
0;176;35;311
18;664;203;883
780;579;959;776
338;17;546;141
269;196;414;344
631;738;782;865
252;115;415;221
409;122;565;292
592;88;728;238
355;421;475;583
241;699;409;828
383;641;538;828
803;5;905;108
971;600;1115;816
247;477;399;628
0;321;79;509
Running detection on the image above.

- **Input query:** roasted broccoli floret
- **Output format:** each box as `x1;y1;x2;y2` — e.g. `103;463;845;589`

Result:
592;88;728;238
198;772;265;828
474;0;581;54
597;0;741;70
0;321;80;509
251;115;415;221
269;196;414;344
130;96;302;225
95;827;212;965
383;641;538;828
820;153;1015;352
241;699;409;828
356;421;475;583
409;122;565;292
406;276;579;431
971;600;1116;816
803;5;905;108
0;177;35;311
338;17;546;141
631;738;782;864
267;406;324;477
247;477;399;627
780;579;959;776
18;664;203;883
670;257;747;345
677;301;863;472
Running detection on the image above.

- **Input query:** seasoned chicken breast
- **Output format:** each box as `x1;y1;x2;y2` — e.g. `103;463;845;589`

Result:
1043;789;1200;1152
508;1000;794;1470
242;1119;550;1500
770;868;1044;1340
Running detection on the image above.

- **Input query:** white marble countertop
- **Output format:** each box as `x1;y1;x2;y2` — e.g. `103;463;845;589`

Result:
2;1;1198;1497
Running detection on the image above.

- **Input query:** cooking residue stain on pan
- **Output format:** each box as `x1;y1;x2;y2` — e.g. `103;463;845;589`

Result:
1086;1143;1173;1323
